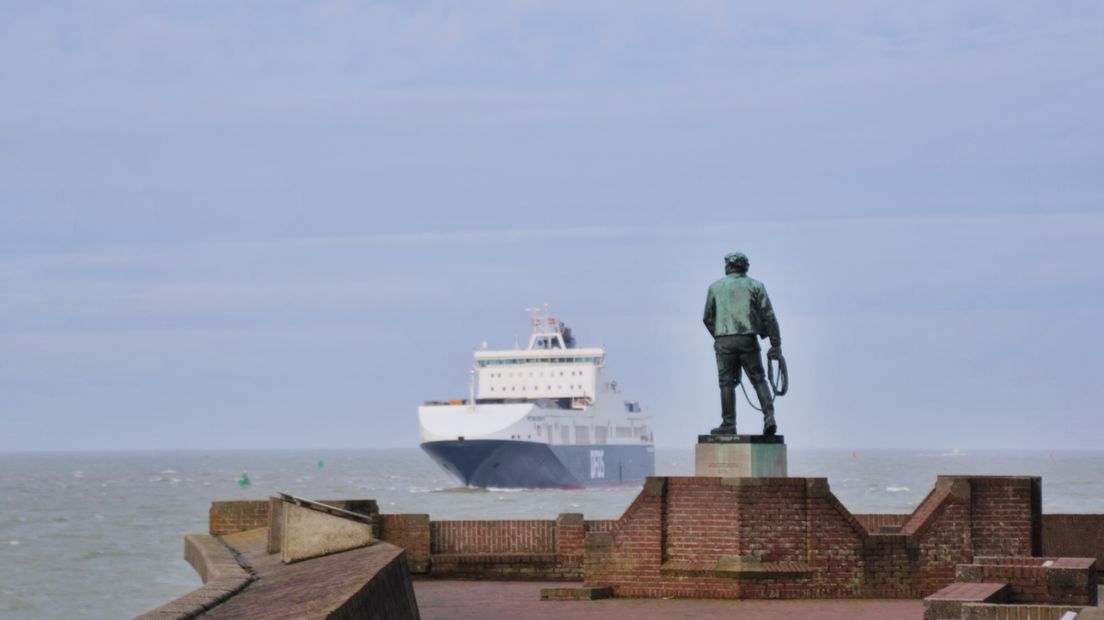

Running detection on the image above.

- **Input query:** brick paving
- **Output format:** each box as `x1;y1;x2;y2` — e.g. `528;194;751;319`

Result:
414;580;925;619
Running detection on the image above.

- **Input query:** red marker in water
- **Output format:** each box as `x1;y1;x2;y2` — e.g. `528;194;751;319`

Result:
851;451;858;461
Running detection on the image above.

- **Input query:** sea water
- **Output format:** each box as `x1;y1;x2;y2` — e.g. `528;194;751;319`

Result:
1;448;1102;620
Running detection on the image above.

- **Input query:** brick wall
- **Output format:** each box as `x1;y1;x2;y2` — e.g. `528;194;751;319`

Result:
208;499;623;581
967;476;1042;556
958;556;1098;606
209;500;270;536
583;475;1044;600
202;477;1070;601
377;514;430;573
430;520;557;554
584;520;616;533
1043;514;1104;577
372;512;607;579
664;476;741;562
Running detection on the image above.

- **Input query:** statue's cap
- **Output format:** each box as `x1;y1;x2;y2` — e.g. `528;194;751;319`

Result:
724;252;749;266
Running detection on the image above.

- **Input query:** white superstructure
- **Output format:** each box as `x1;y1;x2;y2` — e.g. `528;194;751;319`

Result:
418;308;655;487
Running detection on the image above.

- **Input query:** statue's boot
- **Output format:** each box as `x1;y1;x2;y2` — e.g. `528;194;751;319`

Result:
753;381;777;436
711;388;737;434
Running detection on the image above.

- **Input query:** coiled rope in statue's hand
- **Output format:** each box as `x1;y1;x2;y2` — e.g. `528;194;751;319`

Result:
739;352;788;411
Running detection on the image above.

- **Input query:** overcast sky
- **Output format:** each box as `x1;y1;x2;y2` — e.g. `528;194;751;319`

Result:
2;1;1102;451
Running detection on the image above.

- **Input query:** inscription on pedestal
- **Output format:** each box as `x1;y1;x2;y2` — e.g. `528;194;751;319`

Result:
695;435;787;477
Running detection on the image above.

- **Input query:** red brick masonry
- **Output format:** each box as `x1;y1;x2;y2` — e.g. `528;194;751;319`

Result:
418;515;616;579
1043;514;1104;575
956;556;1098;606
211;500;615;581
210;500;270;536
207;475;1104;601
583;475;1043;599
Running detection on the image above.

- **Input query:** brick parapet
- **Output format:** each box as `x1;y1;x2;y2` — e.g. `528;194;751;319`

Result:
584;520;616;533
370;512;601;579
583;475;1046;600
430;519;557;554
956;556;1097;606
1043;514;1104;578
204;498;667;583
211;498;380;538
556;513;585;568
377;514;430;573
943;475;1042;557
196;476;1065;600
209;500;269;536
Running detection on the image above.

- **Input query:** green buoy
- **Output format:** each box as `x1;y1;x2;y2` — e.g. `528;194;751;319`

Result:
317;459;325;469
237;472;251;488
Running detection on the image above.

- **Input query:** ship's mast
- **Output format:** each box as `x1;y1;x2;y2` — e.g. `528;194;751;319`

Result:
524;304;566;350
468;367;476;411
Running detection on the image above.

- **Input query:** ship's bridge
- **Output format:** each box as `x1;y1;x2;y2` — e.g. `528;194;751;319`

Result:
473;347;604;401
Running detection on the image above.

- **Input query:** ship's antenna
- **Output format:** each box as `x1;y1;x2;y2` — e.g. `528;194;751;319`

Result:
526;307;541;335
468;367;476;411
542;303;551;349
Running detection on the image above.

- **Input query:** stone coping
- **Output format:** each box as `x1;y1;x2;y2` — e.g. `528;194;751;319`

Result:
201;528;417;619
973;556;1095;569
277;492;375;524
961;602;1088;620
924;582;1008;602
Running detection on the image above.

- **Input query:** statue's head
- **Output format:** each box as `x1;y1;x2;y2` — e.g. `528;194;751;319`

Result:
724;252;749;275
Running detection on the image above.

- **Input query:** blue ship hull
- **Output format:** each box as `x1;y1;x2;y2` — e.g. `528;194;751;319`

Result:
421;439;655;489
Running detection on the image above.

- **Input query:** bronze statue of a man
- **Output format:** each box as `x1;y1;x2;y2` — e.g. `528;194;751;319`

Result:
703;252;782;435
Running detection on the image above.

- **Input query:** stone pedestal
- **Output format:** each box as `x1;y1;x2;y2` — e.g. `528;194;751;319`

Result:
694;435;787;477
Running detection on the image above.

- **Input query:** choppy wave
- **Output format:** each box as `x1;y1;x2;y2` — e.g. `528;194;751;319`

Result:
80;548;136;561
416;486;491;494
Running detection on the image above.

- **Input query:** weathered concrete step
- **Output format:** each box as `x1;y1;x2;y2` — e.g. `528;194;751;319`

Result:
541;586;613;601
924;582;1009;620
961;602;1086;620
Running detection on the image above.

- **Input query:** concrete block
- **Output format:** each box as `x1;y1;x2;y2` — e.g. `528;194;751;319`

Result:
643;477;667;497
805;477;831;498
695;437;787;477
585;532;614;550
266;496;283;554
280;502;375;564
556;513;584;526
935;477;973;502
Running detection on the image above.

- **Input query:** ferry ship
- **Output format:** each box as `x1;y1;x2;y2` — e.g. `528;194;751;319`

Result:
418;309;655;488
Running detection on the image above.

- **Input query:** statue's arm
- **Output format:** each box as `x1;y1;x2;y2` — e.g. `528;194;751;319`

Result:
703;288;716;337
758;286;782;348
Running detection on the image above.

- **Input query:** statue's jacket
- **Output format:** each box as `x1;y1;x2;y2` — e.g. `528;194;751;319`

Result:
703;273;781;346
